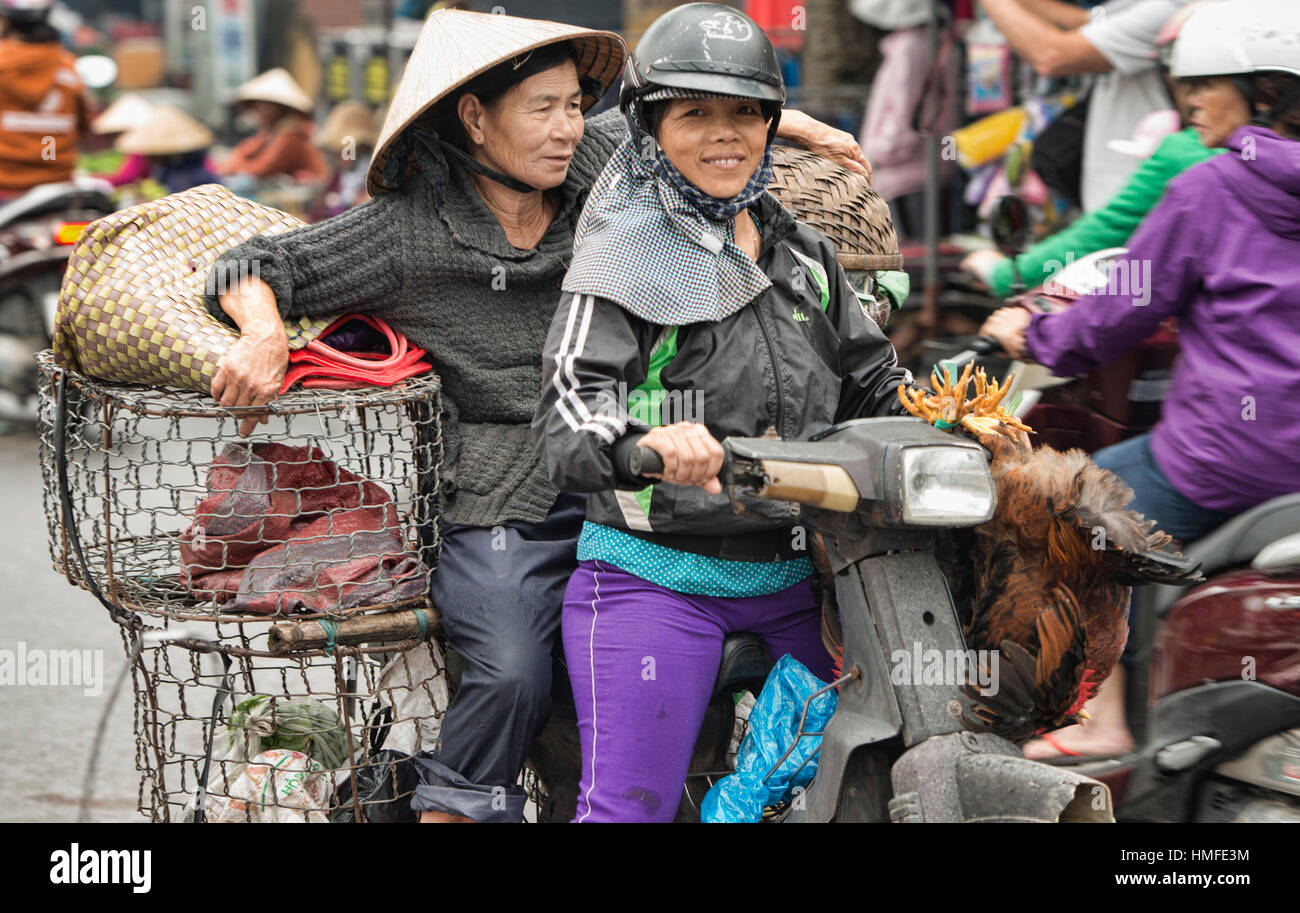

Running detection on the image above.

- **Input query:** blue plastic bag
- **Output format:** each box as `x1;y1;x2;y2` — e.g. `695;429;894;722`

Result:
701;654;838;823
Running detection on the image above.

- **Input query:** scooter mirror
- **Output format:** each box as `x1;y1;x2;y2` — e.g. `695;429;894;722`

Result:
991;194;1031;258
75;55;118;90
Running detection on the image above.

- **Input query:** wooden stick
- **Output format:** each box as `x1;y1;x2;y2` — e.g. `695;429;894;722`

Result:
268;607;441;655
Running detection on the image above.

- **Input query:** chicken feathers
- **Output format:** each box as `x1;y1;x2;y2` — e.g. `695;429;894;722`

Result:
899;367;1203;742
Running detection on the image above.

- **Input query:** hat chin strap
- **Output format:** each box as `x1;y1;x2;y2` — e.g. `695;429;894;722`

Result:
437;137;539;195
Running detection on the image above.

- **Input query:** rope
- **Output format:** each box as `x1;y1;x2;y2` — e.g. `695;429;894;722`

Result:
318;619;340;655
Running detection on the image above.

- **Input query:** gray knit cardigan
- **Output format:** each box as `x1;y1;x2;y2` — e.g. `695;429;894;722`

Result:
205;109;626;527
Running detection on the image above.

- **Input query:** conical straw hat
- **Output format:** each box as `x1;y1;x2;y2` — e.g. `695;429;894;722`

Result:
92;93;154;135
368;9;625;196
316;100;379;151
116;104;214;156
233;67;315;115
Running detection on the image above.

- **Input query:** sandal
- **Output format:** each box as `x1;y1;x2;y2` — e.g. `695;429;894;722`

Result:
1024;730;1125;767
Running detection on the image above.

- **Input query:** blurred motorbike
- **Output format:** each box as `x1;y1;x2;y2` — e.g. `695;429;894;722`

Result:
0;177;114;413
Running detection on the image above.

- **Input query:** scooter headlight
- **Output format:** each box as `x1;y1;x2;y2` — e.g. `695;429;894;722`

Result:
900;447;996;526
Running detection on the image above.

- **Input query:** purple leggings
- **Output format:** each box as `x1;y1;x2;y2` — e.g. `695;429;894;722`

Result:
561;560;834;823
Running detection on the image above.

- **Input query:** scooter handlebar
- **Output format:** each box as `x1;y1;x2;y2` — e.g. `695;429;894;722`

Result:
969;335;1003;356
624;443;664;479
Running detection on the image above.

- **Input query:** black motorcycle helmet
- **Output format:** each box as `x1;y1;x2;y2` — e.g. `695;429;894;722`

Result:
620;2;786;144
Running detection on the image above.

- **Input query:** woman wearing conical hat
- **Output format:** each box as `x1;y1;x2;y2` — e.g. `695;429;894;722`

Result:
308;100;378;221
115;104;221;196
204;8;870;824
88;93;155;188
217;67;329;183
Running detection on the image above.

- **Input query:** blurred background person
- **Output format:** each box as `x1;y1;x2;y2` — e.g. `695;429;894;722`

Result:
308;99;376;222
0;0;91;201
85;92;153;187
977;0;1197;213
113;103;219;196
217;67;327;185
980;0;1300;760
962;1;1222;293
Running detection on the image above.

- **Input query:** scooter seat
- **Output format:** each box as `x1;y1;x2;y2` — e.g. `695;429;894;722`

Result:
714;633;773;696
0;179;114;231
1149;493;1300;617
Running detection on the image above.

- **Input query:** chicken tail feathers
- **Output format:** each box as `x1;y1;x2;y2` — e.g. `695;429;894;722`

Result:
1067;461;1205;586
1113;545;1204;586
958;639;1040;743
958;587;1090;743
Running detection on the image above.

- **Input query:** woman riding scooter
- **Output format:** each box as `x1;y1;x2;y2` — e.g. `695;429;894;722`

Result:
981;0;1300;761
206;7;871;823
0;0;90;201
532;3;917;823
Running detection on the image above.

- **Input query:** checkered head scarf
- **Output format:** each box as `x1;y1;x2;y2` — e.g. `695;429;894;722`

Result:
562;91;777;325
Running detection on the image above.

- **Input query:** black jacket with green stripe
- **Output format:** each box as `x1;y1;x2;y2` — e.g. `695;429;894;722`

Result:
531;192;915;561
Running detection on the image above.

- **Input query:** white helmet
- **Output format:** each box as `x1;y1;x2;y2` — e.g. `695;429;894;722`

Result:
1171;0;1300;79
0;0;54;24
1155;0;1223;68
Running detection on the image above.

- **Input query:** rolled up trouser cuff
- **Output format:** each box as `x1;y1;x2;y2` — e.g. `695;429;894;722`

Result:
410;756;527;822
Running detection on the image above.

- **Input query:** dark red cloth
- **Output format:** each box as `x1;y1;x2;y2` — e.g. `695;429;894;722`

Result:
180;443;429;614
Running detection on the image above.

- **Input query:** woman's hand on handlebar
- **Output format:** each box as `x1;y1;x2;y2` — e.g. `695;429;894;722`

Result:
638;422;725;495
209;277;289;437
978;306;1033;360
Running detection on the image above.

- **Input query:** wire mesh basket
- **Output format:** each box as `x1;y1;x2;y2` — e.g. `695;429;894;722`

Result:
36;351;454;822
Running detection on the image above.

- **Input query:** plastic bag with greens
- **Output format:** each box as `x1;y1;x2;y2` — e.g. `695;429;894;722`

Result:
225;695;350;770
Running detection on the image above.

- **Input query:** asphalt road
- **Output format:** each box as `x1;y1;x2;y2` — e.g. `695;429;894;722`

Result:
0;425;144;822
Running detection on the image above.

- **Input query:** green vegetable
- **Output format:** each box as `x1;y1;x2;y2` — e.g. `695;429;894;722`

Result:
225;695;350;770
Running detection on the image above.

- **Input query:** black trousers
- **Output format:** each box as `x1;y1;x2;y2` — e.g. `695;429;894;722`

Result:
411;492;584;821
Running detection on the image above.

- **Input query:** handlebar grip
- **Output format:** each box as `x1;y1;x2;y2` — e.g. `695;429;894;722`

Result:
970;335;1003;356
625;445;664;479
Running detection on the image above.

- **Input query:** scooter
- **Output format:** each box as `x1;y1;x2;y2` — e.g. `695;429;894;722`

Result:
1065;513;1300;822
0;177;114;414
527;422;1116;823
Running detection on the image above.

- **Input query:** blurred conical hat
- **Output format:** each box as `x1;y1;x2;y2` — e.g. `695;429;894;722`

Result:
316;100;379;151
233;67;315;115
116;104;214;156
91;93;154;135
368;9;625;196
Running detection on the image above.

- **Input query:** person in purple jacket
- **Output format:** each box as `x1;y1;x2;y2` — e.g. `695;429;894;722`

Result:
981;0;1300;760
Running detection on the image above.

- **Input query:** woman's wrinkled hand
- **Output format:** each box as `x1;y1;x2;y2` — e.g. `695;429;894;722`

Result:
978;306;1034;360
639;422;725;495
781;109;872;181
211;327;289;437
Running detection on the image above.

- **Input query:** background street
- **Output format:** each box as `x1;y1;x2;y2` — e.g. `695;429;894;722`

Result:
0;427;143;823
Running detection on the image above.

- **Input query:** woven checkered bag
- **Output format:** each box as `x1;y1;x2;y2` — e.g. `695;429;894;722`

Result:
52;183;336;393
767;147;903;272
